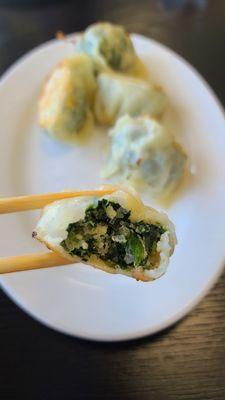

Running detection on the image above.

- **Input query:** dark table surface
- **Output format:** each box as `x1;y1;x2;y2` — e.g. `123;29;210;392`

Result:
1;1;225;399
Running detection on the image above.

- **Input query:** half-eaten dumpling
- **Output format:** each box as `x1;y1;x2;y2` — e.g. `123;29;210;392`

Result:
39;54;96;142
33;186;176;281
94;72;166;125
75;22;146;77
102;116;187;198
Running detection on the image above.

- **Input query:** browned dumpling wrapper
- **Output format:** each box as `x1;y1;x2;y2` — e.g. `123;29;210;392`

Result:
39;54;96;142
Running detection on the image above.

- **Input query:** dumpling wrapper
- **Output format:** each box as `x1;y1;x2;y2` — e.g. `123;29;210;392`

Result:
39;54;96;142
94;72;166;125
33;186;176;281
102;115;187;199
75;22;147;78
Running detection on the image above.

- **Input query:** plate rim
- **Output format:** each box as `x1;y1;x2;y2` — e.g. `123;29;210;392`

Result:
0;33;225;342
1;259;224;342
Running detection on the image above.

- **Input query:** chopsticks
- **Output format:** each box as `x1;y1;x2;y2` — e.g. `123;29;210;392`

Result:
0;252;73;274
0;188;115;214
0;188;115;274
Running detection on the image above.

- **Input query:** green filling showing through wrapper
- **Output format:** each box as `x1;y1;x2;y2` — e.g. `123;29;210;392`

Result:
61;200;165;270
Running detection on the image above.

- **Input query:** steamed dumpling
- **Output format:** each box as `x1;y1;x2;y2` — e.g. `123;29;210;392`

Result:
33;186;176;281
75;22;146;77
94;72;166;125
39;54;96;142
102;115;187;198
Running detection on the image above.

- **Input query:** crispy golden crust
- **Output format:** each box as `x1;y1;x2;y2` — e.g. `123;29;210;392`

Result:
38;55;96;143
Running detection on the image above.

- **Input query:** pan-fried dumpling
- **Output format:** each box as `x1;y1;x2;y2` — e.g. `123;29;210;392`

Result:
75;22;146;77
33;186;176;281
39;54;96;142
94;72;166;125
102;116;187;198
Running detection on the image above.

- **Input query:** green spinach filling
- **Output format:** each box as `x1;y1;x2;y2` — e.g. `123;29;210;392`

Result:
99;36;134;71
64;87;87;134
61;200;165;270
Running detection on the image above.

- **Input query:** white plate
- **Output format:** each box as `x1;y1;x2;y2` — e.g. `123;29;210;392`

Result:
0;34;225;341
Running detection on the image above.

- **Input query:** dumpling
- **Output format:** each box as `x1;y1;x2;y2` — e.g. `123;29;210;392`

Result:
39;54;96;142
33;186;176;281
102;115;187;198
75;22;146;77
94;72;166;125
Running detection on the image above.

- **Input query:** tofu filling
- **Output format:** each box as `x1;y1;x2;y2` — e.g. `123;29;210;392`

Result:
61;200;165;270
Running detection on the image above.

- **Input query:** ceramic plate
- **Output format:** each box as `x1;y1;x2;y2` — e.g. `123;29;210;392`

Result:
0;33;225;341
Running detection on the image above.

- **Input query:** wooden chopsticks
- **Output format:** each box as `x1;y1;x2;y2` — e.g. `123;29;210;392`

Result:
0;252;72;274
0;188;115;214
0;188;115;274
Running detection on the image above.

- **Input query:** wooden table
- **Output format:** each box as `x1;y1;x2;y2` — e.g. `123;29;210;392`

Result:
1;1;225;399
